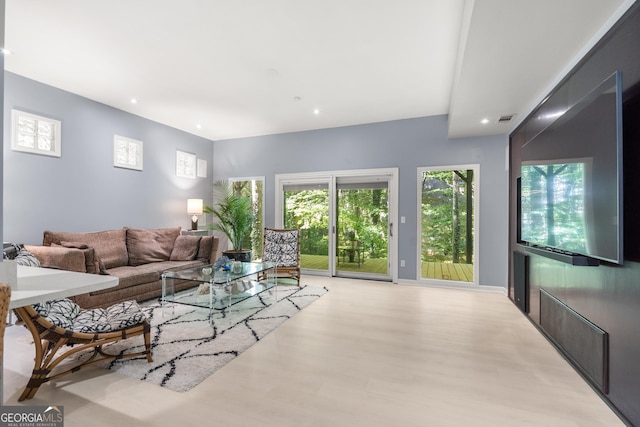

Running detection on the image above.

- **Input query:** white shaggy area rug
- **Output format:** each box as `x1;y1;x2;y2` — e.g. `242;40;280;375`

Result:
98;285;328;392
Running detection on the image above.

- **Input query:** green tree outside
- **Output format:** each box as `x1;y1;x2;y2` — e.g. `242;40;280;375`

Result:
421;170;474;265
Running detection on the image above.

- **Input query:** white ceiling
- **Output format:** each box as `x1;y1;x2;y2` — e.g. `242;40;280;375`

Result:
3;0;633;141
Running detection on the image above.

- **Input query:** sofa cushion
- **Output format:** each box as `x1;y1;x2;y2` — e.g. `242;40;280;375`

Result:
35;299;146;333
72;259;210;309
43;229;128;269
126;227;181;266
73;300;146;333
97;259;204;295
102;265;163;291
170;235;201;261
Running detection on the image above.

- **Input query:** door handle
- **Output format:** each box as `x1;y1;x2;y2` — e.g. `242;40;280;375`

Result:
389;222;393;237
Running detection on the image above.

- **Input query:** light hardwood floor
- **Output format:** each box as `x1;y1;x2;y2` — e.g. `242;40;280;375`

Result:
4;277;623;426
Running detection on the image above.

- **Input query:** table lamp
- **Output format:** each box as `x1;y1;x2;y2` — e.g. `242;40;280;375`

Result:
187;198;203;230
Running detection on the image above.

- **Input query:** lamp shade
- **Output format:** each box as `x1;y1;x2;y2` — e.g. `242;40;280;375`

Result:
187;198;203;215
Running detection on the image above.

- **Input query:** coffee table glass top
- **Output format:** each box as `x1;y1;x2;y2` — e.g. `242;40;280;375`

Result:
162;261;276;311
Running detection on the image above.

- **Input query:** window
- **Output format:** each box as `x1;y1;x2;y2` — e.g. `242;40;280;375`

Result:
197;159;207;177
418;165;478;284
228;177;265;260
11;109;62;157
176;150;196;179
113;135;143;170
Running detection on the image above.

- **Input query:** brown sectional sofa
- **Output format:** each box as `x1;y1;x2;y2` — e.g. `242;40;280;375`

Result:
25;227;219;309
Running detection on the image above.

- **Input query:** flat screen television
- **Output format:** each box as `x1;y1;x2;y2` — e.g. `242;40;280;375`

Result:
520;71;623;265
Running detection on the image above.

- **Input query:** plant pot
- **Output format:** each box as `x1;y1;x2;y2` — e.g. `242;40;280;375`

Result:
223;250;252;263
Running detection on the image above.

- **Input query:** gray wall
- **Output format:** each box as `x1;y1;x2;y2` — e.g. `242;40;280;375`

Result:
3;72;214;245
213;115;509;286
3;72;509;288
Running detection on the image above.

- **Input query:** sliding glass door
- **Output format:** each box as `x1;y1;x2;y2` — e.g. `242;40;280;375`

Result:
277;169;397;281
283;182;331;272
336;177;389;279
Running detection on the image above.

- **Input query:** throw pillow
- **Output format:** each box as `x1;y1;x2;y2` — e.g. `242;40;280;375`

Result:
126;227;181;266
14;246;42;267
170;235;201;261
57;241;105;275
59;241;89;249
196;236;214;263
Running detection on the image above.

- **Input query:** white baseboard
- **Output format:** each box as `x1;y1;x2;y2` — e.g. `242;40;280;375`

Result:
396;278;507;295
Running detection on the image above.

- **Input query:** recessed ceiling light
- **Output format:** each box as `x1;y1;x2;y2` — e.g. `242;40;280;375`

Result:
196;124;202;129
130;98;138;104
481;118;489;124
313;109;320;115
1;48;12;55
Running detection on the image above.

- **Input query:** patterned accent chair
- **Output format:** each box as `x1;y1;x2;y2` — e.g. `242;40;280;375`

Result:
258;228;301;286
13;298;152;401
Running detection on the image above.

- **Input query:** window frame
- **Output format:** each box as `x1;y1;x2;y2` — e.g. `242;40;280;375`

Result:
176;150;197;179
113;135;144;171
416;164;480;286
11;109;62;157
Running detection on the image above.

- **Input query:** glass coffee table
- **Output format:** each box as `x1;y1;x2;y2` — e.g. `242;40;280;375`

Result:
161;261;276;316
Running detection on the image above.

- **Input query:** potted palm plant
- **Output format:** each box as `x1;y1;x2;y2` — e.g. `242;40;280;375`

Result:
204;180;254;262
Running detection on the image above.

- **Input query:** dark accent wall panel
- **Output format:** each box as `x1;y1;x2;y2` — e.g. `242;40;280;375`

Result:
513;251;528;312
509;3;640;424
540;289;609;394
